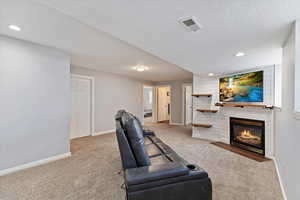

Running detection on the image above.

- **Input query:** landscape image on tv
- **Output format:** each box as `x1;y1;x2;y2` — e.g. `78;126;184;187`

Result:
219;71;263;102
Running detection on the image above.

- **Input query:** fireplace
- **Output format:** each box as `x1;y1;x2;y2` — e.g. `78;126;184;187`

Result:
230;117;265;155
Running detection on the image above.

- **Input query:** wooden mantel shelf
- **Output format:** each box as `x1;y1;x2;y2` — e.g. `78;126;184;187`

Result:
215;103;274;109
192;94;212;97
197;109;218;113
192;123;212;128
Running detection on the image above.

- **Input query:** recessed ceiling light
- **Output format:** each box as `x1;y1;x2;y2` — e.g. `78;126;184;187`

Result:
8;25;21;31
132;65;149;72
235;52;245;57
208;73;214;76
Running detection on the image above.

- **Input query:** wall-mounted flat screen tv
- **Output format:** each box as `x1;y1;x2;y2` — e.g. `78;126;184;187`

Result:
219;71;264;102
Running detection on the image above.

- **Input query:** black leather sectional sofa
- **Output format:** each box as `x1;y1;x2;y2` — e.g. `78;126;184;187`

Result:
115;110;212;200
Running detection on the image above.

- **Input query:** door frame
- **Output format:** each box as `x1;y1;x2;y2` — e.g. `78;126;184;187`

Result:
142;84;155;124
156;85;171;123
71;74;95;136
182;83;193;126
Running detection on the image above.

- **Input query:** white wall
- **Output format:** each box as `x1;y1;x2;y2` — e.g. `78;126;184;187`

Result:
0;36;71;171
274;65;282;107
156;80;192;124
295;21;300;113
274;21;300;200
71;66;152;133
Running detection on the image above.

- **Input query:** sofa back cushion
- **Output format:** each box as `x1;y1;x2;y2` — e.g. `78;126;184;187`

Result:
124;117;151;167
115;120;138;169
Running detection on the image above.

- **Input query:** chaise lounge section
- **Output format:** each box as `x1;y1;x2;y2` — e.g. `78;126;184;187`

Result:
115;110;212;200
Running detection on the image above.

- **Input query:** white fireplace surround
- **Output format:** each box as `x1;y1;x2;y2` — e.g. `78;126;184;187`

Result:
192;66;275;158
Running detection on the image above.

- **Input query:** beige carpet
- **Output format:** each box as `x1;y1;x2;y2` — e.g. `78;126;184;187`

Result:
0;123;283;200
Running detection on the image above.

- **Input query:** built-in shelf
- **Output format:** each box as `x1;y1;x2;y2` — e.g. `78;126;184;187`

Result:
192;123;212;128
192;94;212;97
215;103;273;109
197;109;218;113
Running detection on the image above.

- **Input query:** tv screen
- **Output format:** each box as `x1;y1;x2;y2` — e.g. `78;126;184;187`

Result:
219;71;264;102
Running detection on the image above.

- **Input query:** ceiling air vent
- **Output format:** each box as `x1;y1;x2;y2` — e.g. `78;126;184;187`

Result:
179;17;202;32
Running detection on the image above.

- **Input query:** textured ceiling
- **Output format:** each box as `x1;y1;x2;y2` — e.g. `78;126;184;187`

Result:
32;0;300;76
1;0;299;79
0;0;192;82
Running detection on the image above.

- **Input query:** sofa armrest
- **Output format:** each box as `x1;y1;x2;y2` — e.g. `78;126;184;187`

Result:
125;163;189;186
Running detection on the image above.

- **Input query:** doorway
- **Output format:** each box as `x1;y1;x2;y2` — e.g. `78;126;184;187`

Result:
143;85;154;124
183;84;192;125
70;75;94;139
156;86;171;123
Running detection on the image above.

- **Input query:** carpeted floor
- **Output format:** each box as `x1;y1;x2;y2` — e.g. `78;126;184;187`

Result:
0;123;283;200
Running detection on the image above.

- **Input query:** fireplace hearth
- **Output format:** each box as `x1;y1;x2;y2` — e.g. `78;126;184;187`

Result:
230;117;265;155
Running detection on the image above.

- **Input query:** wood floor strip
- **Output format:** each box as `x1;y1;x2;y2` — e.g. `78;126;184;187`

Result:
211;142;271;162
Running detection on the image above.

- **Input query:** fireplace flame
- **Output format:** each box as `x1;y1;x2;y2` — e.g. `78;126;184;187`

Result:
240;130;261;141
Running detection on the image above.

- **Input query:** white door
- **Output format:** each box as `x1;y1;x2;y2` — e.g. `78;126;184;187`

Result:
185;85;193;125
70;76;91;139
157;87;170;122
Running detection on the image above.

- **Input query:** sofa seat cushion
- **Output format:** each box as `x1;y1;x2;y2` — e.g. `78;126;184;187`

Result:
166;152;188;165
146;143;163;157
125;117;151;167
150;155;171;165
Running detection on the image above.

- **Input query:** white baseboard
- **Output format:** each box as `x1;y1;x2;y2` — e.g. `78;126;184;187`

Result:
0;152;71;176
92;129;115;136
272;157;288;200
169;122;184;126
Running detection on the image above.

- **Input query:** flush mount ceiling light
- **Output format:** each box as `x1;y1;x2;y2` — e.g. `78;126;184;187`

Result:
132;65;149;72
8;25;21;31
208;73;214;77
235;52;245;57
